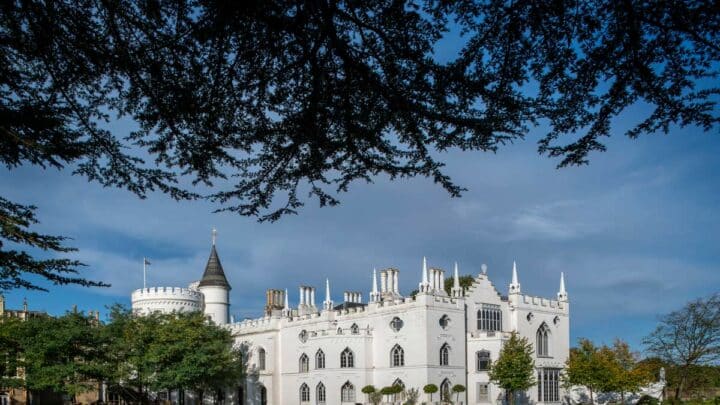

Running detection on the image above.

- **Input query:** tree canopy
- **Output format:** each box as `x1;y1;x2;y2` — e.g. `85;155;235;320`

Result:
0;307;244;404
488;332;535;405
643;293;720;399
1;0;718;289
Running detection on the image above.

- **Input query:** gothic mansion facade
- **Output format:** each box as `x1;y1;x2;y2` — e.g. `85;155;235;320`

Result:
131;241;570;405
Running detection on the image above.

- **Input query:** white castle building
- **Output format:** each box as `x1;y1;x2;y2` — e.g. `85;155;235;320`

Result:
132;234;570;405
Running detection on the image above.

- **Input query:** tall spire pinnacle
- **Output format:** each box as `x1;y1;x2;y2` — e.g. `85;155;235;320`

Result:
420;256;429;292
323;278;333;310
284;288;289;310
558;272;568;301
451;261;463;298
212;228;217;246
372;268;378;293
509;260;521;294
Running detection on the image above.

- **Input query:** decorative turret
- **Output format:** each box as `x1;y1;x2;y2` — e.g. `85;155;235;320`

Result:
557;272;568;302
509;261;521;295
451;262;463;298
198;229;231;324
323;278;334;310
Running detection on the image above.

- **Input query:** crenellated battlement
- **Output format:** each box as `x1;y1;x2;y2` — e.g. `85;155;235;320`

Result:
517;293;567;311
131;286;204;301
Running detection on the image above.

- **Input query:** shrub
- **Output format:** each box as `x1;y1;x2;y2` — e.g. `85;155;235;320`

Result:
637;395;660;405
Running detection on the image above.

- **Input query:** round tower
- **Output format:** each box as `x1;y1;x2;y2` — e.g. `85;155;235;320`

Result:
198;230;231;324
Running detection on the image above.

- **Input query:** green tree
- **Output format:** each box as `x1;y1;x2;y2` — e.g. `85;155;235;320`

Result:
604;339;649;404
15;311;103;401
148;311;243;402
369;391;383;405
563;339;614;403
0;316;23;389
362;385;376;403
452;384;466;404
2;1;718;290
444;275;475;296
99;306;243;404
643;293;720;400
423;383;439;402
488;332;536;405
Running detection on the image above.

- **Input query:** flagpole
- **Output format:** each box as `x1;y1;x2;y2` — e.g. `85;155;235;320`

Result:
143;257;146;289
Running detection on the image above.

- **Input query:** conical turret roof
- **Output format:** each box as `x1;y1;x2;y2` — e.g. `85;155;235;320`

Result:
198;245;231;289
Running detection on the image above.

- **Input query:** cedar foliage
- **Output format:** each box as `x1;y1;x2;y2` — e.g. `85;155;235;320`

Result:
1;1;718;289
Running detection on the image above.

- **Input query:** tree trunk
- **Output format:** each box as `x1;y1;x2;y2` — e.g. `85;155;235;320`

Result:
589;388;594;404
508;389;514;405
621;391;625;404
675;369;687;400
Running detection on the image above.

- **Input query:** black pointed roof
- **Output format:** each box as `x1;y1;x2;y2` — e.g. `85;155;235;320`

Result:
198;245;231;289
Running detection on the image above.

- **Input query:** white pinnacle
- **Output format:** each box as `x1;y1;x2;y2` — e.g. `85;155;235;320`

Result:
284;288;289;310
325;278;331;302
422;256;428;285
559;272;566;295
453;262;460;289
512;261;519;285
372;268;378;294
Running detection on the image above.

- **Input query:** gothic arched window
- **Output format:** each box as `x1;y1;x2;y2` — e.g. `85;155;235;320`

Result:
315;349;325;369
440;379;452;401
299;353;309;373
536;323;550;357
340;347;354;368
300;383;310;402
258;347;266;370
316;382;326;404
390;344;404;367
341;381;355;402
260;385;267;405
440;343;450;366
477;350;491;371
350;323;359;334
477;304;502;331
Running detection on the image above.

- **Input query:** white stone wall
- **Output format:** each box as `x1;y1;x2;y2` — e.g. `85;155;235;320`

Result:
200;285;230;325
229;268;569;405
130;287;203;315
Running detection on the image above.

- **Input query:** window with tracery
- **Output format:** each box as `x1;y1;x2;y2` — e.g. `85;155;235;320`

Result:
299;353;309;373
390;344;404;367
316;382;326;404
440;343;450;366
300;383;310;402
315;349;325;369
340;347;354;368
390;316;404;332
341;381;355;402
477;304;502;331
536;323;550;357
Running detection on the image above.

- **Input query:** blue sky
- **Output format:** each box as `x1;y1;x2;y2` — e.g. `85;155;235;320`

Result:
2;116;719;352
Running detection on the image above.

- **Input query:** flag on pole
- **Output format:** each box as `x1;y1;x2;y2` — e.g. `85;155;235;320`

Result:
144;258;151;265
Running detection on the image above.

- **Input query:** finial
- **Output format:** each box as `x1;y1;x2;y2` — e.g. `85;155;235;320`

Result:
372;268;378;294
558;272;568;301
510;260;521;294
284;288;289;310
453;262;460;289
212;228;217;246
481;263;488;275
23;297;28;311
